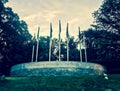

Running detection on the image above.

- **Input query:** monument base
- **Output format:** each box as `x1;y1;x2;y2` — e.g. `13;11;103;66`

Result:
10;61;105;76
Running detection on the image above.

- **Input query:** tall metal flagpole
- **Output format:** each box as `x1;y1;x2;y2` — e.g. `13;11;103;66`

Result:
84;35;87;62
78;27;82;62
66;23;69;61
31;34;36;62
58;20;61;61
35;26;40;62
49;23;52;61
31;46;35;62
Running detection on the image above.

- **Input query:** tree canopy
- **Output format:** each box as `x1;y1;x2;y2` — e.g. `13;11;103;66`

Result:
93;0;120;35
84;0;120;73
0;0;32;75
92;0;120;61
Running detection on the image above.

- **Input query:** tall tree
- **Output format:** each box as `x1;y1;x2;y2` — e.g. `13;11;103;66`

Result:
0;0;32;75
93;0;120;35
84;28;119;62
92;0;120;61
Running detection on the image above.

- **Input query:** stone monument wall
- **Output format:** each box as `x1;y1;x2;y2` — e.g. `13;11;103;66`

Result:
11;61;106;76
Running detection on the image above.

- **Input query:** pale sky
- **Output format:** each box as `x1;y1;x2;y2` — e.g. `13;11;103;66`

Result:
6;0;103;38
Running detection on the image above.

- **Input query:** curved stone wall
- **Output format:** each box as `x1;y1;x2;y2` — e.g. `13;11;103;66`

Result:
10;61;105;76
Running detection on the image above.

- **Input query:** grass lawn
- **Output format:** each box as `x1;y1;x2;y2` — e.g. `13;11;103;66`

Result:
0;75;120;91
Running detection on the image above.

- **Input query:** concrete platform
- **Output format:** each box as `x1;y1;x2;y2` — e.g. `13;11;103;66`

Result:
10;61;105;76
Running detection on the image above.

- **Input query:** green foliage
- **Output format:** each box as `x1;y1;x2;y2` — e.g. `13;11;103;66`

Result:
36;36;79;61
68;37;79;61
84;0;120;64
0;75;120;91
0;0;32;75
93;0;120;35
84;29;119;62
38;37;50;61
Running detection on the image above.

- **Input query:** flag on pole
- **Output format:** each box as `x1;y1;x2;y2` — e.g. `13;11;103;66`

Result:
66;23;69;61
49;23;53;61
50;22;52;39
66;23;69;40
58;20;61;41
35;26;40;62
78;27;82;62
78;27;81;39
37;27;40;40
58;20;61;61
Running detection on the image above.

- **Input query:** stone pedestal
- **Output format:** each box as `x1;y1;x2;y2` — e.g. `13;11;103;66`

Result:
10;61;105;76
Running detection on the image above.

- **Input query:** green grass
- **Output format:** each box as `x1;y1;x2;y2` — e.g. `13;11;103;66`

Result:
0;75;120;91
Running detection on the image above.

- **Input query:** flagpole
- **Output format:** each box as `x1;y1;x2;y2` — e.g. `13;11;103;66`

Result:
35;27;40;62
31;33;36;62
59;38;61;61
67;38;69;61
58;20;61;61
78;27;82;62
31;45;35;62
80;41;82;62
84;35;87;62
66;23;69;61
36;40;39;62
49;40;52;61
49;23;52;61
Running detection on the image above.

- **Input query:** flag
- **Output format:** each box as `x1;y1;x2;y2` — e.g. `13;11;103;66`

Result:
32;33;36;45
37;26;40;40
50;22;53;39
58;20;61;41
66;23;69;39
78;27;81;39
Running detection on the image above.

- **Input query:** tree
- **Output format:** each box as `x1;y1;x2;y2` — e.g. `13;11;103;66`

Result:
93;0;120;35
84;28;119;62
83;0;120;73
92;0;120;62
0;0;32;75
36;36;79;61
68;37;79;61
37;37;50;61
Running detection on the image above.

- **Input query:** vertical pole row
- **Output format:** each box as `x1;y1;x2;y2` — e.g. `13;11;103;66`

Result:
31;22;87;63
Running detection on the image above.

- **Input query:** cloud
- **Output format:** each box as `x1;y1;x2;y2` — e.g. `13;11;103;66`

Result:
42;10;62;22
6;0;103;38
22;10;62;36
23;10;61;22
69;18;79;24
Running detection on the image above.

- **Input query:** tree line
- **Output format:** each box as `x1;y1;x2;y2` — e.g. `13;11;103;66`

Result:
0;0;120;75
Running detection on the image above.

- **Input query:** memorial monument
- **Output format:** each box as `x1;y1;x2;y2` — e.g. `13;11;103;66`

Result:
10;20;105;76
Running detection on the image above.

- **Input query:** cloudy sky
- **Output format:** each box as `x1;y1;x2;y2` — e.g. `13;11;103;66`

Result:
6;0;103;38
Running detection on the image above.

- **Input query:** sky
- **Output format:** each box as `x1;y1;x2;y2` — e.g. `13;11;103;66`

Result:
6;0;103;39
